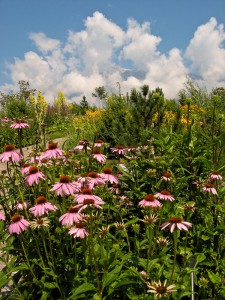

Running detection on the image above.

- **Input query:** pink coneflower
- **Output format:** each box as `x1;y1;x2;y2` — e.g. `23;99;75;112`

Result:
16;200;28;210
98;225;110;238
155;189;175;201
202;183;217;195
8;214;30;235
92;148;107;164
140;214;159;224
86;171;105;189
161;217;192;233
126;145;138;152
30;217;50;229
29;196;57;217
178;203;196;212
29;154;42;164
73;140;91;152
21;164;31;175
50;175;80;196
76;173;90;188
59;206;83;226
162;172;172;182
0;144;22;163
0;212;5;221
110;145;127;156
68;222;89;238
74;187;104;205
38;157;53;167
138;194;162;208
119;195;133;206
147;280;176;298
108;184;120;194
156;237;170;247
210;171;223;181
10;119;30;129
94;140;104;148
75;198;104;213
43;142;64;159
99;168;119;185
25;166;45;186
140;270;148;279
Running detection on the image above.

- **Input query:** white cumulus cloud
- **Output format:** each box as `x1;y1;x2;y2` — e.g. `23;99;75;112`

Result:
185;17;225;88
29;32;61;53
1;13;225;105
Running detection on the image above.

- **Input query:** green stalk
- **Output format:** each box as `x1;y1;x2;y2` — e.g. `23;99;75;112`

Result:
19;235;37;279
89;211;101;295
170;229;178;281
146;225;154;272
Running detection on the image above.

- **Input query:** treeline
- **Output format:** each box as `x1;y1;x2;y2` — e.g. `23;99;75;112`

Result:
1;80;225;157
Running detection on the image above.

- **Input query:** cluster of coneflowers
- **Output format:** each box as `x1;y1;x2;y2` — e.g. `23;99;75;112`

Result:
0;119;224;298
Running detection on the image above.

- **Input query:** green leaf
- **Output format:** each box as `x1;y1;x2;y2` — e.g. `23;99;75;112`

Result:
125;217;139;227
0;274;10;289
215;225;225;231
197;253;206;263
201;235;210;241
43;282;58;290
102;265;122;289
207;270;221;284
71;282;96;297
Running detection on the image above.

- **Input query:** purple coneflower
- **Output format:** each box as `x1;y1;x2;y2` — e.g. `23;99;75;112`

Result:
126;145;138;152
92;148;107;164
21;163;31;175
147;280;176;298
75;198;104;213
138;194;162;208
110;145;127;156
99;168;119;185
161;217;192;233
210;171;222;181
43;142;64;159
10;119;30;129
76;173;90;188
0;212;5;221
162;171;172;182
179;203;196;212
73;140;91;152
94;139;104;148
16;200;28;210
140;214;159;225
69;222;89;238
29;196;57;217
202;183;217;195
59;206;83;226
108;184;120;194
156;237;170;247
50;175;80;196
38;157;53;167
74;187;104;205
86;171;105;189
30;217;50;229
0;144;22;163
155;189;175;201
8;214;30;235
25;166;46;186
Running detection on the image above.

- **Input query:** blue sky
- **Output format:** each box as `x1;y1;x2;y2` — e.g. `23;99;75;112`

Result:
1;0;225;104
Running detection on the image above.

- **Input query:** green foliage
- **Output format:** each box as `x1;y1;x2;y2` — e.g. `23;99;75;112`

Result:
2;79;225;299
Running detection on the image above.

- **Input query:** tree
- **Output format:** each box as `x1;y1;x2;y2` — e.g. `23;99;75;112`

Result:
80;96;89;114
178;78;209;106
0;81;35;118
92;86;107;108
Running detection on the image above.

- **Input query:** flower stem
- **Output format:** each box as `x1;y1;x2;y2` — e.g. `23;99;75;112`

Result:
170;229;178;281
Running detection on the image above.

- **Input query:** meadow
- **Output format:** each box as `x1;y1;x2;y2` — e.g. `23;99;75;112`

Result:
0;81;225;299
